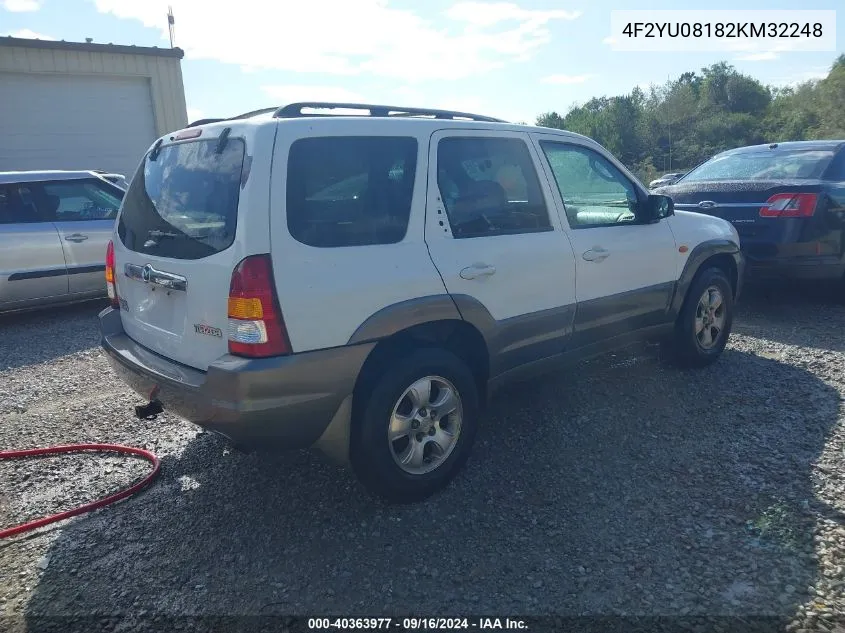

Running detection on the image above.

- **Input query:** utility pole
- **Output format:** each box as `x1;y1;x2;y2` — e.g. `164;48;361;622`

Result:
167;6;176;48
666;74;672;172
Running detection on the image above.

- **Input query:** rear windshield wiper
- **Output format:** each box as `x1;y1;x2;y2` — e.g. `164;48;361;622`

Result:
143;228;192;249
147;229;184;239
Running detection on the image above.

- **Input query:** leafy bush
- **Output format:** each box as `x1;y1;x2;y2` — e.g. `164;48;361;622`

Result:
537;55;845;177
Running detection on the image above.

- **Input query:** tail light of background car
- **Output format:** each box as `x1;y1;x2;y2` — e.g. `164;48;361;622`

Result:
760;193;818;218
227;255;291;357
105;240;120;309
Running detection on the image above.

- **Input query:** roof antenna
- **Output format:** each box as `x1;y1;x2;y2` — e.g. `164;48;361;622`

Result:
167;6;176;48
666;73;672;172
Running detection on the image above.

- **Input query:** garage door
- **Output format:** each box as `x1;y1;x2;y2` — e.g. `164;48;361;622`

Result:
0;72;157;177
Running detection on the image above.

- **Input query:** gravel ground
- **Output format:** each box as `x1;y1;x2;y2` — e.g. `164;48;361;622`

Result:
1;289;844;633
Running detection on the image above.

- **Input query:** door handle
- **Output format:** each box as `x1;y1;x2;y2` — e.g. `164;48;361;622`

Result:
64;233;89;242
582;247;609;262
460;263;497;280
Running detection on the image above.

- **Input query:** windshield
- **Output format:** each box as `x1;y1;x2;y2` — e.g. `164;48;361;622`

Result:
682;149;834;183
117;138;246;260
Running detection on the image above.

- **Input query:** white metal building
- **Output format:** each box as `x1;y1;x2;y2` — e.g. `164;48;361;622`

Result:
0;36;188;177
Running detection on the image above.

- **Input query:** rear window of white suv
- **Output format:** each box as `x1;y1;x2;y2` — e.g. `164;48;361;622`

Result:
118;137;246;260
286;136;418;248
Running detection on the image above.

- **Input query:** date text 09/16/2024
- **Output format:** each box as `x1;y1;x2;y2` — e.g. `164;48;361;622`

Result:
307;618;528;631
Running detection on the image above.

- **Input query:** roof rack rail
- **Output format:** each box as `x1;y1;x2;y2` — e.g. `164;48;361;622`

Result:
272;102;506;123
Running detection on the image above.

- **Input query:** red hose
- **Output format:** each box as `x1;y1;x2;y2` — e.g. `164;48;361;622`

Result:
0;444;161;539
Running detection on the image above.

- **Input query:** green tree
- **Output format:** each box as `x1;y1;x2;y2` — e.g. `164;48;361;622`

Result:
534;54;842;180
812;55;845;137
536;111;565;129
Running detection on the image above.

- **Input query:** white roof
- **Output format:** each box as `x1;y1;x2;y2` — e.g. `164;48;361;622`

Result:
178;114;596;147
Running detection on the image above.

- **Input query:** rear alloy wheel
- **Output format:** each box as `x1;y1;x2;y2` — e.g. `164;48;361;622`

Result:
668;266;734;368
351;348;479;503
388;375;463;476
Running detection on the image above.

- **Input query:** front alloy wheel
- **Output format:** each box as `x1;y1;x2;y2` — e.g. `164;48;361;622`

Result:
695;286;727;350
667;266;734;368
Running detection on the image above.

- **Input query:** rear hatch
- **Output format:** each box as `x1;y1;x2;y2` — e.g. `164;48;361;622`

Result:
112;123;271;371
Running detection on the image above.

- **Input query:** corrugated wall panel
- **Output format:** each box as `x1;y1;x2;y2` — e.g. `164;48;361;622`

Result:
0;43;188;167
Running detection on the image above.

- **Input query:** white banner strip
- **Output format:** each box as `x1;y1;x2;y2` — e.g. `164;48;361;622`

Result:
608;10;836;53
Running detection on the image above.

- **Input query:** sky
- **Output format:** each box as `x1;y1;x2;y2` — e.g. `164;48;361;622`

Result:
1;0;842;125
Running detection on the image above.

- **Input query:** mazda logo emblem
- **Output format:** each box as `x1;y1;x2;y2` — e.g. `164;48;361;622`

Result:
698;200;717;209
141;264;153;282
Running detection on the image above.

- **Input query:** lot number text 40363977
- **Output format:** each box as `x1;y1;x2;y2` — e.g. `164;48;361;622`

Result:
306;618;528;630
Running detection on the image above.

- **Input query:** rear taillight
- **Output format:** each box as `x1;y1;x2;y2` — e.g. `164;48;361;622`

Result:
760;193;818;218
105;240;120;309
227;255;291;357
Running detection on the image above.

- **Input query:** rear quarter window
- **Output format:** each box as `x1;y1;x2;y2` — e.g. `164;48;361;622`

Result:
118;137;246;260
286;136;418;248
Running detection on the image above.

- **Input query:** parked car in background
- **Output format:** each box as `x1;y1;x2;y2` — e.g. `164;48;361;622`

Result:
92;170;130;190
100;101;742;502
649;172;685;189
655;141;845;289
0;170;124;313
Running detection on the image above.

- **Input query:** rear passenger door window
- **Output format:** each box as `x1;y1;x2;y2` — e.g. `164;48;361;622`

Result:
437;137;551;238
286;136;418;247
40;180;123;221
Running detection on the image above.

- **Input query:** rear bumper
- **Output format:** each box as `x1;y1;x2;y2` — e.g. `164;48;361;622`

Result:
744;255;845;281
99;307;373;457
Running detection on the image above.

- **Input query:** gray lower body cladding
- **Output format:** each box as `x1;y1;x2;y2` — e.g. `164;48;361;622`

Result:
99;307;373;450
99;241;742;453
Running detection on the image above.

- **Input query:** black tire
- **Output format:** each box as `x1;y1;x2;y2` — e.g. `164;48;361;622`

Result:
667;266;734;368
350;347;479;503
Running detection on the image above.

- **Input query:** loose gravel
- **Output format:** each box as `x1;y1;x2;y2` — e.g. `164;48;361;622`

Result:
1;290;844;633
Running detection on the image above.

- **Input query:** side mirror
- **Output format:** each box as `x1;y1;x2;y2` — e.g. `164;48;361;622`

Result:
641;194;674;222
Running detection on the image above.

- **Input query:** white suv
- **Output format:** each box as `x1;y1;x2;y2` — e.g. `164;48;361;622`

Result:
100;102;743;502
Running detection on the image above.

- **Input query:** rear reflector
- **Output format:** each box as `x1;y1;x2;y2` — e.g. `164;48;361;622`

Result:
105;240;120;309
227;255;291;357
760;193;818;218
